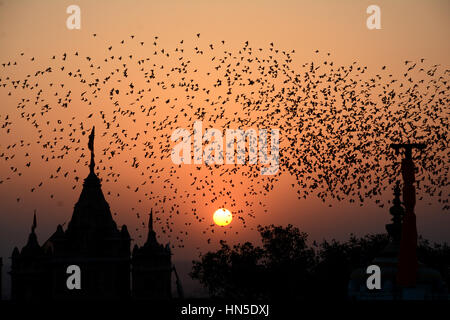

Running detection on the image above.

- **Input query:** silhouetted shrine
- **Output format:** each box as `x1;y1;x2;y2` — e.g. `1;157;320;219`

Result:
348;143;447;300
9;127;172;300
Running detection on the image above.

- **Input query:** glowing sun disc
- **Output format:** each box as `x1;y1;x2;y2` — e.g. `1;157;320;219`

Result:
213;208;232;226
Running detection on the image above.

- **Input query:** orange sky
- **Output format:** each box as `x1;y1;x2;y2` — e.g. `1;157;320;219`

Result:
0;0;449;297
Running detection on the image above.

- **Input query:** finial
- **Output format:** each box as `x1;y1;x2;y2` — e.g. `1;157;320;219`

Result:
145;209;157;245
88;126;95;173
149;209;153;231
32;209;37;233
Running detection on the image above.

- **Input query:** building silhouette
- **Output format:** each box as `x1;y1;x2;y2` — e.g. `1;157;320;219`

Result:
0;257;3;300
348;182;448;300
9;127;172;301
132;210;172;299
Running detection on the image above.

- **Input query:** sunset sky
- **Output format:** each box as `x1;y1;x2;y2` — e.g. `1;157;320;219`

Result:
0;0;449;297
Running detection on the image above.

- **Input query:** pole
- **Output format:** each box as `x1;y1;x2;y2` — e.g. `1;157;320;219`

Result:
390;143;425;288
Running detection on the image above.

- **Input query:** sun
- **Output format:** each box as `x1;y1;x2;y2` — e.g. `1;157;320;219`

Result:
213;208;232;226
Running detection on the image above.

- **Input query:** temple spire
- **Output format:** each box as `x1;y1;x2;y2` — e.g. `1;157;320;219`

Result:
149;209;153;232
146;209;157;244
24;210;40;250
88;126;95;174
31;209;37;233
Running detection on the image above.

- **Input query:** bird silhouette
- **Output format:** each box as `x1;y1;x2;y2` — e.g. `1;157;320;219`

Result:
0;34;448;249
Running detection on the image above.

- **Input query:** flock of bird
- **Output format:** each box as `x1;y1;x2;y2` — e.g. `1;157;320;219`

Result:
0;33;448;247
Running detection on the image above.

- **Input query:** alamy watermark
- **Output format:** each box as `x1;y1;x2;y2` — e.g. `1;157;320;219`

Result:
66;5;81;30
171;121;279;175
366;5;381;30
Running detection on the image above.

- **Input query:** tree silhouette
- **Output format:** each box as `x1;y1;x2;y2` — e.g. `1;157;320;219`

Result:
191;224;314;299
191;225;449;300
312;234;389;299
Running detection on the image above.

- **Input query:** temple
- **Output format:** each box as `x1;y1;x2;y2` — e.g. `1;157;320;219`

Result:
348;182;447;300
132;210;172;299
9;127;172;300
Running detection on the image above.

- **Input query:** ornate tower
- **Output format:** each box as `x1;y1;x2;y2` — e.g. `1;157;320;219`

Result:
10;212;49;300
11;127;131;300
56;126;131;299
132;210;172;299
382;181;404;257
348;182;447;300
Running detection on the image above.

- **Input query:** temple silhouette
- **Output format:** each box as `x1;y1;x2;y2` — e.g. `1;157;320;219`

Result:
348;182;447;299
348;144;448;300
9;127;173;301
4;131;447;301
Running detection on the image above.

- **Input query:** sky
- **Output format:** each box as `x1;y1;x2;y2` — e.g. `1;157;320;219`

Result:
0;0;449;298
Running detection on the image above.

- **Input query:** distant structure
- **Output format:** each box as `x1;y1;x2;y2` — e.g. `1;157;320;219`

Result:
391;143;425;288
348;182;447;300
10;127;172;300
132;210;172;299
